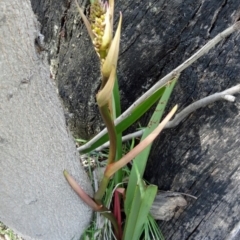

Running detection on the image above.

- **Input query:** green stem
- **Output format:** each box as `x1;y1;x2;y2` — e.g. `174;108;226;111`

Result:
99;104;117;165
94;175;110;203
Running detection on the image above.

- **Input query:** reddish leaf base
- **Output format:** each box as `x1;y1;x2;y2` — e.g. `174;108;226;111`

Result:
113;188;126;239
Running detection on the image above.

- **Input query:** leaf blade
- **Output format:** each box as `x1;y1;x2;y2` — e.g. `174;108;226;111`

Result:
124;76;178;214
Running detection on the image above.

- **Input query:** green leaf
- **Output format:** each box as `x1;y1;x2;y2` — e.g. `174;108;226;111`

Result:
115;86;166;133
123;165;158;239
132;185;158;240
145;214;164;240
123;184;142;239
124;76;178;215
123;184;158;240
81;85;166;154
112;75;123;183
134;163;145;197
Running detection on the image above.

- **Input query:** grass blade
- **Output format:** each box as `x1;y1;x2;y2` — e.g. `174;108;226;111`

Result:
123;183;157;240
122;184;142;239
132;185;158;240
112;75;123;183
145;214;164;240
124;76;178;214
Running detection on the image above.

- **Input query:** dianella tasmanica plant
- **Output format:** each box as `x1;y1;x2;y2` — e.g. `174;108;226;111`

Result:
64;0;177;239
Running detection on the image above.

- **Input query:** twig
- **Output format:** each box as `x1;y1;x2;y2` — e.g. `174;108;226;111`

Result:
165;84;240;128
78;21;240;153
157;190;198;200
94;84;240;151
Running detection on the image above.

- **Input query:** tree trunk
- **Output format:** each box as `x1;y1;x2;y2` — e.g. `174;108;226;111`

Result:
0;1;92;240
31;0;240;239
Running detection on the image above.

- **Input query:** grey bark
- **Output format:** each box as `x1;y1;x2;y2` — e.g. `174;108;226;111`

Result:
0;1;92;240
31;0;240;239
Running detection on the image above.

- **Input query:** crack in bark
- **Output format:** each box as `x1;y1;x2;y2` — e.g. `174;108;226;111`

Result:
57;0;72;55
208;0;228;37
185;216;206;239
120;33;141;56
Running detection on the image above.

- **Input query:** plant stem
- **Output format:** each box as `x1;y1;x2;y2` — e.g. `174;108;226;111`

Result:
99;104;117;165
94;175;110;203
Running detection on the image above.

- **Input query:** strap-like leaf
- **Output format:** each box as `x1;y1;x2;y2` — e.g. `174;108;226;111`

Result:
125;76;178;213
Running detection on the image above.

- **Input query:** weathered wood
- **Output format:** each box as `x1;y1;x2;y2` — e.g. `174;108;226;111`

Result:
150;192;187;221
31;0;240;239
